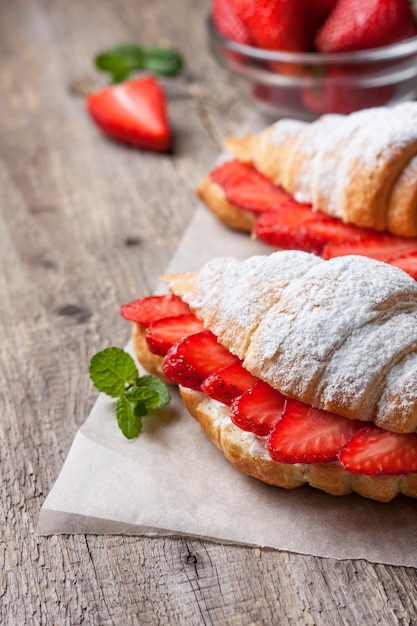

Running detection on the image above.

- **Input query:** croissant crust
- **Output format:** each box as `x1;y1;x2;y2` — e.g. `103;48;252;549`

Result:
162;251;417;434
217;103;417;237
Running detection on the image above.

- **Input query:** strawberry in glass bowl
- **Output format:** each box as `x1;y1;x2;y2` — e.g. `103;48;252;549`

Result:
209;0;417;119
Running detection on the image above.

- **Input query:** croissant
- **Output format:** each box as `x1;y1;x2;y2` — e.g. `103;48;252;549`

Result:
198;102;417;238
126;251;417;502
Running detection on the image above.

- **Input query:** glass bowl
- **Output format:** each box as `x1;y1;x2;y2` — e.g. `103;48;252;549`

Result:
208;17;417;120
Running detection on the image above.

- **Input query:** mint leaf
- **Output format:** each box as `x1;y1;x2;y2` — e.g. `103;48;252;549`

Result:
123;384;160;407
143;46;183;76
105;44;145;68
89;347;138;398
95;44;145;83
136;374;171;409
95;54;131;83
116;394;146;439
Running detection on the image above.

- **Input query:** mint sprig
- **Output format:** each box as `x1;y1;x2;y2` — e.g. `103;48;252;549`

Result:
89;347;170;439
95;43;183;83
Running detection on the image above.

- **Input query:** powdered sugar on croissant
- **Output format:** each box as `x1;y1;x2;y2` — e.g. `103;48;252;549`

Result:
162;251;417;434
225;102;417;236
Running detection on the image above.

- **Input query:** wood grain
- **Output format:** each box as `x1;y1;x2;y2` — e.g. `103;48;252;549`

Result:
1;0;417;624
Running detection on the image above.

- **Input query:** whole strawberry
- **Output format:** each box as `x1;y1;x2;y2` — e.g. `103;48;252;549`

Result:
315;0;417;52
212;0;253;44
233;0;308;52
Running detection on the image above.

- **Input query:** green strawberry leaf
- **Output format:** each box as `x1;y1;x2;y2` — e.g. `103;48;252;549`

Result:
143;46;183;76
89;347;138;398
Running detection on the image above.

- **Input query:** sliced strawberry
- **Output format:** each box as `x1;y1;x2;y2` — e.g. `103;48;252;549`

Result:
315;0;417;53
297;215;372;255
339;426;417;476
267;399;364;464
212;0;254;44
162;330;239;391
230;380;286;436
120;294;191;326
322;234;417;263
211;160;291;214
86;76;171;152
201;361;259;405
390;253;417;280
145;314;205;357
254;200;315;249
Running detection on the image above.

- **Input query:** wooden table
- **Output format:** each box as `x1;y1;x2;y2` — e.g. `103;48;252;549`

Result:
2;1;417;623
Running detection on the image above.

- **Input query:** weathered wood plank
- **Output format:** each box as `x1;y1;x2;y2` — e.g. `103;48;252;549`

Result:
2;0;417;624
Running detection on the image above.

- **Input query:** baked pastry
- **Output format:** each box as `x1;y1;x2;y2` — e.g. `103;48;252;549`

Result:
205;102;417;236
122;251;417;502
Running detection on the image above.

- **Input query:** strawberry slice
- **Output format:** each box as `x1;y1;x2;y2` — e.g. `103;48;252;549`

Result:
230;381;286;436
390;253;417;280
339;426;417;476
212;0;254;44
267;399;363;464
322;234;417;263
86;76;171;152
145;314;205;357
254;200;316;249
120;294;192;326
297;216;372;255
211;160;291;214
201;361;259;405
162;330;239;391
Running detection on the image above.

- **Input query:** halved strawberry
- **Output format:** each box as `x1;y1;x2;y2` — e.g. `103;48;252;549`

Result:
86;76;171;152
230;380;286;436
162;330;239;391
201;361;259;405
145;314;205;357
267;399;363;464
322;234;417;262
120;294;191;326
390;253;417;280
254;200;315;249
211;160;291;214
297;215;372;254
339;426;417;476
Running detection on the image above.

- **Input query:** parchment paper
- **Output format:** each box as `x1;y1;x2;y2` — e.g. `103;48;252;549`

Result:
37;112;417;567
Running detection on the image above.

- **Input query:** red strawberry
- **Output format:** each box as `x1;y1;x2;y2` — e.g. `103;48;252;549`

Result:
230;381;286;436
201;361;259;405
339;426;417;475
267;399;363;464
162;330;239;391
322;233;417;262
212;0;254;44
86;76;171;152
145;314;205;357
233;0;308;53
211;160;291;214
120;294;191;326
308;0;339;33
390;253;417;279
315;0;417;53
302;70;394;115
297;215;372;255
254;200;316;249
